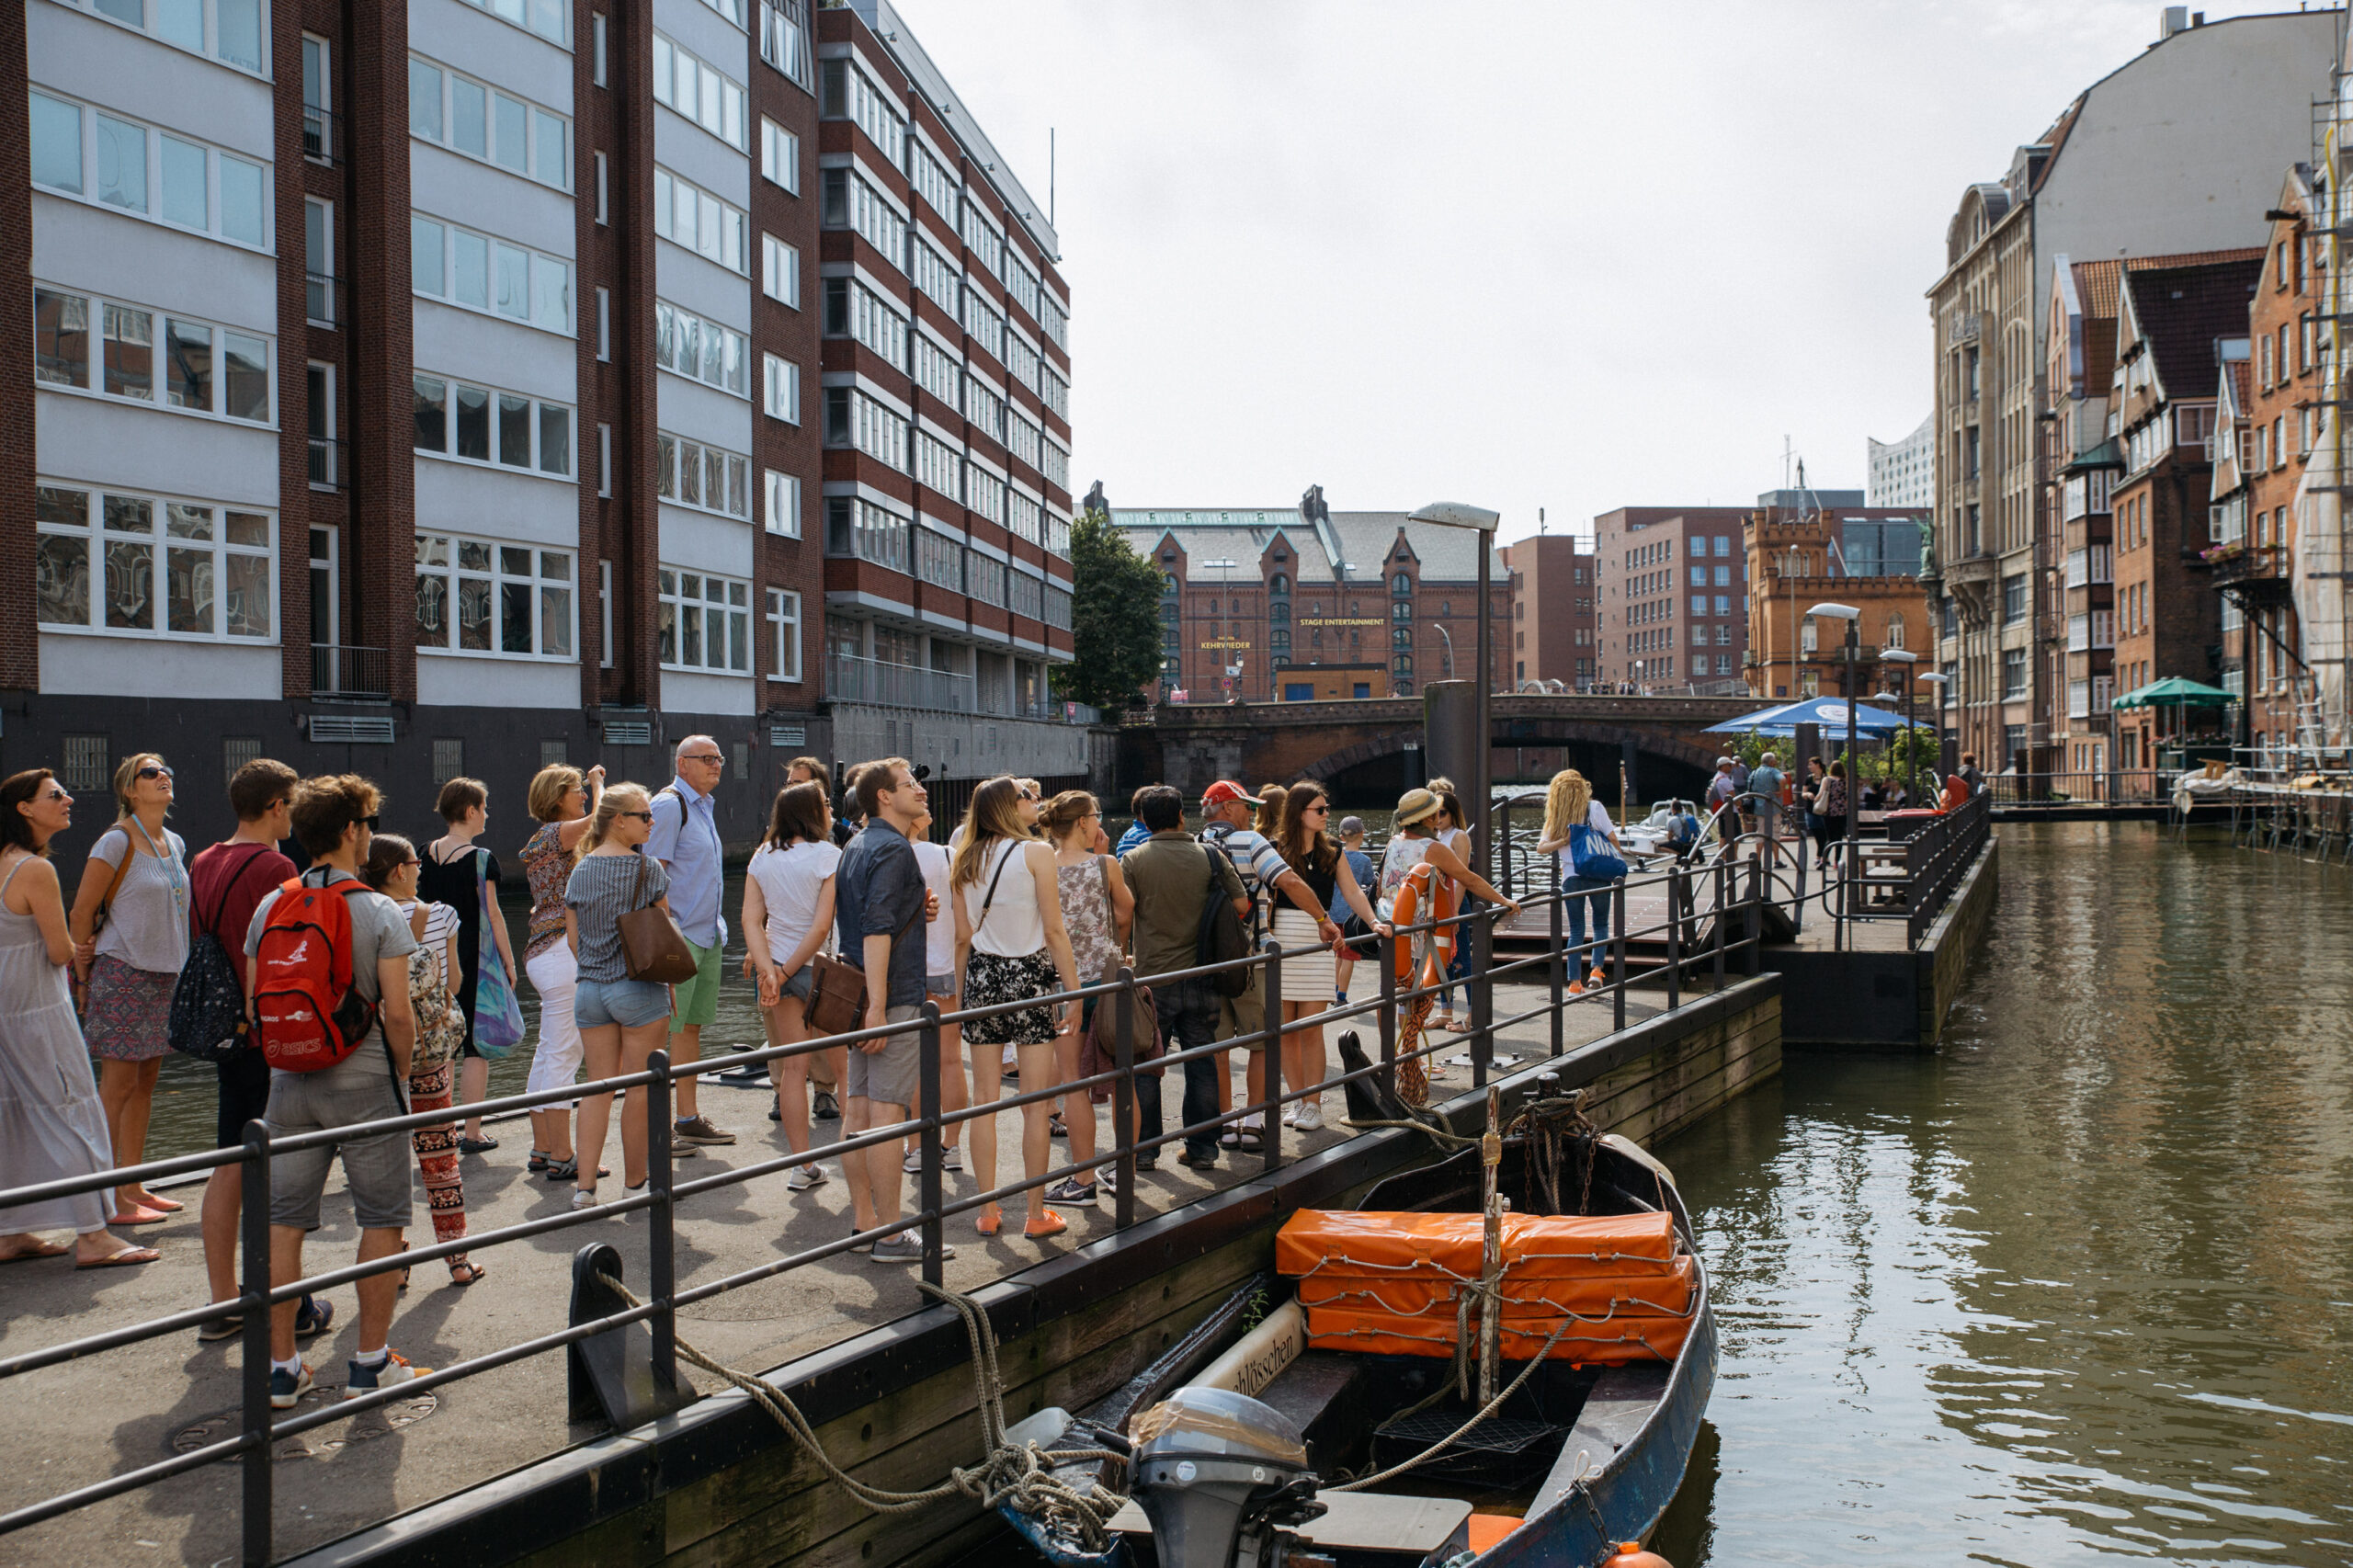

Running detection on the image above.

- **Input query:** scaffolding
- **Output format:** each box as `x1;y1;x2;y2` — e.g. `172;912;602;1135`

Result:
2298;55;2353;765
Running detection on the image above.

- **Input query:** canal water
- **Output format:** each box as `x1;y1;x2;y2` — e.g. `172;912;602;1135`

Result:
1655;821;2353;1566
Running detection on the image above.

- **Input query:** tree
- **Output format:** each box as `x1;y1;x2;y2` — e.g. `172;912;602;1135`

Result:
1052;506;1165;711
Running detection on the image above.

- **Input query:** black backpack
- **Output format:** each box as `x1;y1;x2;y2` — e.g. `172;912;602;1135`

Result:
1194;840;1251;998
168;845;272;1063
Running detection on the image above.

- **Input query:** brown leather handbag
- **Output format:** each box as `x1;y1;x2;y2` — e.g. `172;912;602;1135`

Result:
803;852;948;1036
618;853;699;984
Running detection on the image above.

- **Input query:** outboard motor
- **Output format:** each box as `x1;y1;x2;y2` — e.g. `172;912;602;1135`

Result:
1130;1387;1329;1568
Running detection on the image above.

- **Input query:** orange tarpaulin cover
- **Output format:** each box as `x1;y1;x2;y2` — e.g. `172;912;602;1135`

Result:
1302;1303;1694;1365
1274;1210;1677;1281
1296;1255;1696;1319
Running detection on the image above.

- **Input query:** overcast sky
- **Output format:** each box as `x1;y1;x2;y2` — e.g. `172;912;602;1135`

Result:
897;1;2329;544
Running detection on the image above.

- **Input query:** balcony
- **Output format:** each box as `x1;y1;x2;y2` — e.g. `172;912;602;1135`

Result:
826;653;973;713
312;644;389;702
302;104;340;165
305;272;339;328
2205;542;2293;603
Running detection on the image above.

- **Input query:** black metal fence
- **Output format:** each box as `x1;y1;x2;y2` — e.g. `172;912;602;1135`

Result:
1903;792;1991;945
0;861;1775;1566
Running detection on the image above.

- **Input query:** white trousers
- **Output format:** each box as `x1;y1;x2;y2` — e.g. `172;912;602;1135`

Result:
524;944;583;1108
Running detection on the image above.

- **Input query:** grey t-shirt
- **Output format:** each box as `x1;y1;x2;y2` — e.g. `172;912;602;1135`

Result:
563;850;669;984
88;824;190;973
245;866;419;1091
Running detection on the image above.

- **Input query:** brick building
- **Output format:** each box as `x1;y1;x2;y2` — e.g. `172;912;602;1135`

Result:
1113;485;1508;705
1592;506;1751;692
1501;532;1597;691
14;0;1076;851
2107;256;2258;770
2208;169;2320;757
1742;492;1927;704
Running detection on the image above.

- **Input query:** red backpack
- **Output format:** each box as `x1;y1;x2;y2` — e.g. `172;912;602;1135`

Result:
252;876;380;1073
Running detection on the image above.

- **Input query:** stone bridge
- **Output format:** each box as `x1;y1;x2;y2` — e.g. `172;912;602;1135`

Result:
1121;693;1764;805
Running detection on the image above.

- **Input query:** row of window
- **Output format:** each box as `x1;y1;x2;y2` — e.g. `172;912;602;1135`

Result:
657;434;753;520
655;300;748;397
822;165;908;268
456;0;568;46
414;374;573;477
654;168;749;276
415;534;574;659
31;90;269;252
412;214;573;335
36;481;272;642
34;287;271;425
654;31;746;152
825;274;909;368
56;0;267;74
761;233;804;309
407;57;569;190
824;500;1066;620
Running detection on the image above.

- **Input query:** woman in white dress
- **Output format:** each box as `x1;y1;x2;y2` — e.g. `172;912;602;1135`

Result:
1268;781;1390;1130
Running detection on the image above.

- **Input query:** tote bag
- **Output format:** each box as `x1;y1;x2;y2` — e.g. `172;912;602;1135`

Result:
472;849;528;1057
1565;822;1630;884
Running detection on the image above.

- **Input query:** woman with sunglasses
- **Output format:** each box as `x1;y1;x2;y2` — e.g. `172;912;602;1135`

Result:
563;785;676;1209
67;753;188;1225
1270;781;1390;1130
0;769;157;1267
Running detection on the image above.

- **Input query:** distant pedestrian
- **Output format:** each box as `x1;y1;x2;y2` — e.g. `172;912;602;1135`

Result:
1270;781;1389;1130
1802;756;1834;866
1747;752;1786;869
69;751;188;1225
415;778;523;1153
1707;757;1739;824
519;764;603;1181
0;768;157;1270
563;784;676;1210
1120;787;1249;1169
646;737;732;1150
1113;787;1154;856
1425;785;1474;1034
1823;760;1851;864
1533;770;1618;996
742;781;845;1193
1334;816;1374;1004
251;775;424;1406
362;835;482;1287
1959;752;1984;796
1041;790;1132;1207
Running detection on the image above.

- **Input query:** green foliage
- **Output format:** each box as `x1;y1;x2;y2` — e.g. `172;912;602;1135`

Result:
1051;506;1165;711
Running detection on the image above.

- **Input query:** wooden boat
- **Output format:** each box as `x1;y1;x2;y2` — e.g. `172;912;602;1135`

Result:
999;1069;1717;1568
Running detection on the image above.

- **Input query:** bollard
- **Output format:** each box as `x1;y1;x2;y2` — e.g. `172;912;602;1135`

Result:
918;1003;945;1288
239;1121;272;1568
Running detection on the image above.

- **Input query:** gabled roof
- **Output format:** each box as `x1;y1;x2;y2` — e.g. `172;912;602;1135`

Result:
2118;257;2263;400
2073;248;2265;324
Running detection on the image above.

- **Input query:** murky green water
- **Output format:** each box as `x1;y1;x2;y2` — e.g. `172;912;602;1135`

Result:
1655;822;2353;1566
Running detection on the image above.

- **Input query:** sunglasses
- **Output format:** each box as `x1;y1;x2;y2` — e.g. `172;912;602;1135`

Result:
620;810;654;822
137;765;174;781
1304;803;1328;814
41;789;68;802
361;813;381;830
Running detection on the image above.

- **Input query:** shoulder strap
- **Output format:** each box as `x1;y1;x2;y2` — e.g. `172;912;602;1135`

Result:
0;854;29;901
199;843;274;936
631;849;650;908
96;828;137;914
970;839;1019;938
1097;853;1112;905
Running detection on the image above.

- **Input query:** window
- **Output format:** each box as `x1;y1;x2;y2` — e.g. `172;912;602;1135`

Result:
414;373;572;475
1713;596;1731;616
301;35;331;162
2003;647;2027;698
595;152;608;223
1039;360;1069;420
1006;408;1042;472
762;234;801;307
599;560;612;665
655;433;751;517
593;12;608;85
597;423;611;496
653;300;749;397
652;168;749;274
765;470;801;537
1688;566;1705;588
818;57;905;166
965;549;1007;606
958;191;1006;284
767;587;802;680
915;526;961;590
1690;596;1706;617
760;119;800;192
911;235;959;314
912;331;961;406
1003;331;1040;399
759;0;813;90
823;385;909;471
965;462;1006;526
961;288;1007;365
657;568;750;673
1044;584;1072;631
303;199;334;324
411;213;572;334
1885;612;1904;650
595;288;609;360
820;165;908;270
35;286;272;426
914;430;960;500
908;136;955;217
449;0;569;44
1800;616;1816;653
963;373;1006;442
414;535;574;658
763;354;800;423
38;482;273;642
823;275;908;366
53;0;267;72
407;58;571;188
30;92;269;250
1040;437;1069;492
653;32;747;151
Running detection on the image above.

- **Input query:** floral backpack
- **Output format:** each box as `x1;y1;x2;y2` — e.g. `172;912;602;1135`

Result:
406;903;468;1073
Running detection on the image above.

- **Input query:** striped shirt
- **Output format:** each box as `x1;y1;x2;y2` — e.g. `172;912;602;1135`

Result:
563;851;669;983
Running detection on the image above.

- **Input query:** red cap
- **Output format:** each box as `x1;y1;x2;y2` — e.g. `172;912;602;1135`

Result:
1202;780;1251;807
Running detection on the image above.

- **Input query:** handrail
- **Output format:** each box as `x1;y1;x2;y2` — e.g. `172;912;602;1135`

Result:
0;858;1776;1563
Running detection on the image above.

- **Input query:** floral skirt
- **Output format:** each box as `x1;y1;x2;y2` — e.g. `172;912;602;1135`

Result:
84;953;176;1062
961;950;1062;1047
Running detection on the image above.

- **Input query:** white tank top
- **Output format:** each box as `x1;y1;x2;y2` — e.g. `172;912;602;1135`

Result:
964;838;1047;958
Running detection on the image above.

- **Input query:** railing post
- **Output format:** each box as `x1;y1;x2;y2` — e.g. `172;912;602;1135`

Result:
1547;885;1563;1057
1469;906;1493;1089
1610;881;1627;1033
240;1121;273;1568
1712;860;1726;987
1664;864;1681;1011
1377;930;1397;1096
1259;939;1284;1175
918;1002;944;1288
1112;969;1137;1231
1745;853;1763;976
646;1050;678;1403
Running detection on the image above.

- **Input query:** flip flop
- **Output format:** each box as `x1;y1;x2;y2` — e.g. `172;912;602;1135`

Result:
0;1241;71;1264
77;1245;159;1269
108;1206;171;1227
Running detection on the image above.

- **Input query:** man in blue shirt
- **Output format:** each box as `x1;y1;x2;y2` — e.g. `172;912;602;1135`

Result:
646;735;730;1147
1114;786;1155;856
1746;752;1786;869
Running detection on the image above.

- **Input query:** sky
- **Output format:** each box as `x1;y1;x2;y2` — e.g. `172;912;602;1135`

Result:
895;0;2335;544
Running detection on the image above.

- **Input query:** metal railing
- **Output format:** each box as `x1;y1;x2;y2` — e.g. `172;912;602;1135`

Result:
301;103;340;165
0;859;1776;1566
310;643;389;700
824;653;975;713
1902;791;1991;945
1984;770;2173;805
306;437;346;491
304;273;338;328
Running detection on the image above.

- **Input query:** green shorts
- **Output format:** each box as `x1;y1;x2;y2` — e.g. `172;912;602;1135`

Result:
669;937;722;1031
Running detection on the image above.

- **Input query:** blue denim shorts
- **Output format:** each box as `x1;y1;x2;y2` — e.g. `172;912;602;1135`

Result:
574;976;673;1029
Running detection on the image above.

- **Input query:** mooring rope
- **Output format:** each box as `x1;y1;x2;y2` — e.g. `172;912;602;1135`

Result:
593;1271;1130;1550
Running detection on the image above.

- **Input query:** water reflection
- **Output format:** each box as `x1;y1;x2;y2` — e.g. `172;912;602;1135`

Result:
1664;823;2353;1564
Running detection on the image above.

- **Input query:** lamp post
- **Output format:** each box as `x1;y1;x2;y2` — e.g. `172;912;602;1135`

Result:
1433;621;1456;678
1409;503;1502;882
1809;602;1861;951
1882;649;1919;802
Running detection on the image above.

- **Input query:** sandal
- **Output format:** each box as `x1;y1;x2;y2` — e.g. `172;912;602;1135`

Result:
394;1244;411;1292
456;1136;499;1155
1049;1113;1067;1140
975;1205;1003;1237
448;1258;486;1287
545;1158;608;1182
1023;1209;1067;1240
527;1149;551;1173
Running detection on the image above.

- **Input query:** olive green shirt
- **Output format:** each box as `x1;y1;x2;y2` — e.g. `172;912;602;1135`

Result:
1119;829;1247;983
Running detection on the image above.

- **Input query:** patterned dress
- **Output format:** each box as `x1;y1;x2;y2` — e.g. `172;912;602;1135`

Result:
1056;858;1121;985
399;900;471;1260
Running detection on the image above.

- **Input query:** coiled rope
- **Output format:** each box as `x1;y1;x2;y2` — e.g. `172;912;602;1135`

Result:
594;1271;1130;1551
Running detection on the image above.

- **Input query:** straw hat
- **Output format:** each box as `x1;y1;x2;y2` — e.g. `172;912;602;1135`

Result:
1394;788;1442;826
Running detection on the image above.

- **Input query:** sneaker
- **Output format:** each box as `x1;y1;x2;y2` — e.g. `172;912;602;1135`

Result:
787;1164;828;1191
1295;1103;1323;1131
1587;968;1607;988
1178;1149;1220;1171
1043;1176;1097;1207
674;1116;734;1146
571;1188;599;1210
346;1349;427;1400
269;1362;313;1409
1568;979;1587;998
869;1234;954;1264
1097;1165;1120;1197
943;1145;964;1172
903;1150;924;1175
1049;1113;1067;1140
198;1311;243;1344
669;1141;700;1159
1279;1104;1300;1129
1135;1156;1160;1172
813;1092;841;1121
294;1296;334;1341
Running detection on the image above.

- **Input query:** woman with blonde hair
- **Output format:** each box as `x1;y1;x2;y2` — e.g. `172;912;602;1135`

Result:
1535;768;1622;995
562;783;676;1209
1038;790;1133;1205
952;777;1080;1240
68;752;188;1224
1269;781;1389;1130
1254;783;1287;838
518;763;603;1179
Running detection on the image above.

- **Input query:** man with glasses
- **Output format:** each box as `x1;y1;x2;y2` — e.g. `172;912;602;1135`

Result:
646;735;732;1147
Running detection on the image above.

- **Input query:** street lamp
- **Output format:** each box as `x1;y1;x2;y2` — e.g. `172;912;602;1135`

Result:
1808;602;1860;952
1882;648;1919;803
1432;621;1455;678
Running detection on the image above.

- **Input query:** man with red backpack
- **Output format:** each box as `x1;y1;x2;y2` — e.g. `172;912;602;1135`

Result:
243;775;420;1409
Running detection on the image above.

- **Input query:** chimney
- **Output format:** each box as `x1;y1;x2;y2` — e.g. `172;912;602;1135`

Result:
2160;5;2188;39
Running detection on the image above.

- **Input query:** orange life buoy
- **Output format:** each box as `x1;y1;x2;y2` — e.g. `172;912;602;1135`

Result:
1602;1544;1674;1568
